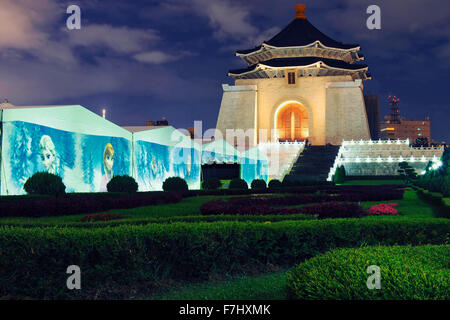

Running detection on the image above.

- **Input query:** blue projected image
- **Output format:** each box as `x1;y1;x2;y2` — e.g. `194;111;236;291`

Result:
1;119;259;195
1;121;131;194
171;147;201;189
134;140;170;191
134;141;201;191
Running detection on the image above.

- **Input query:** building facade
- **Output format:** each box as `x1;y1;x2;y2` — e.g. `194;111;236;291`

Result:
381;118;431;144
216;4;371;147
364;95;381;140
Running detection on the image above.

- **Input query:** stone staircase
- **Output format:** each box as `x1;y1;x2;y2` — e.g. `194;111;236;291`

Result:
284;145;340;182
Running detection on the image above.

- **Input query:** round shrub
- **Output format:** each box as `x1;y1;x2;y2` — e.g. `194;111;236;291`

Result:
163;177;188;192
268;179;282;189
202;178;222;190
107;175;138;193
287;245;449;300
251;179;267;190
24;172;66;196
228;178;248;190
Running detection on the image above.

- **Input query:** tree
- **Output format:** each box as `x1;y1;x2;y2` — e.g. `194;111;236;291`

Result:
333;165;346;184
397;161;417;184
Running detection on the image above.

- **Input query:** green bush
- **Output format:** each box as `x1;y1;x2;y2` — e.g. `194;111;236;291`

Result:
0;217;448;299
333;165;346;184
442;176;450;197
228;178;248;190
23;172;66;196
162;177;188;192
397;161;417;183
107;175;138;193
201;178;222;190
268;179;282;189
287;245;449;300
251;179;267;190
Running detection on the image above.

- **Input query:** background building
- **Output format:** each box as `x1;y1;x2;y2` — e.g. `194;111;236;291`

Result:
364;95;381;140
380;96;431;144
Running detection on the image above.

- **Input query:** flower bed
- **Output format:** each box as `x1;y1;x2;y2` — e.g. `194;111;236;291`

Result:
366;203;399;216
301;202;365;219
201;199;364;219
200;188;404;217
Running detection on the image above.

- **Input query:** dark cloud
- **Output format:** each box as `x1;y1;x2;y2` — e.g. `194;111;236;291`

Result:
0;0;449;141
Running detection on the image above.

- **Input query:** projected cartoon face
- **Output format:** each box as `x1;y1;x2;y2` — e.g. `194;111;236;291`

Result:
100;143;115;192
105;152;114;172
103;143;114;175
39;135;57;174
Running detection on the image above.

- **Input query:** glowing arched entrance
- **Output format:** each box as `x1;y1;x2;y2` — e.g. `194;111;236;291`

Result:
274;101;309;142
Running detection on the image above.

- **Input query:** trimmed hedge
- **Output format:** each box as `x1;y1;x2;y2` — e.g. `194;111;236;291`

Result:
0;192;182;218
200;190;404;216
287;245;449;300
301;202;364;219
200;199;364;218
0;214;316;229
0;218;448;299
182;184;405;198
414;187;450;218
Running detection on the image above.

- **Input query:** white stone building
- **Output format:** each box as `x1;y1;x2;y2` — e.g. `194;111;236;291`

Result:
216;4;371;148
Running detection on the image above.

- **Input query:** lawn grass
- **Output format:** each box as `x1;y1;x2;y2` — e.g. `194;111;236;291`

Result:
361;189;436;218
0;195;230;225
150;270;288;300
342;179;404;185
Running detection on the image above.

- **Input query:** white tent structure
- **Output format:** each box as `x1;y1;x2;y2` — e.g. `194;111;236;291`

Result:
131;126;202;191
1;105;132;195
201;139;241;164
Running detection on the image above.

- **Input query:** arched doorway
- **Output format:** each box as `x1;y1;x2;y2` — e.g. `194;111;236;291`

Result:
275;102;309;141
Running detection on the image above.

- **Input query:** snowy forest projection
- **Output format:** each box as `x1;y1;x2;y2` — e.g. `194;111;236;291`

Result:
0;119;267;195
1;121;131;194
240;157;269;185
133;140;201;191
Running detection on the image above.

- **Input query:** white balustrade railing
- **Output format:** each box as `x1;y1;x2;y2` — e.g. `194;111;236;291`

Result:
327;140;444;181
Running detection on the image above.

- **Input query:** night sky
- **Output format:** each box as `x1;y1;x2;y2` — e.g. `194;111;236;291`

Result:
1;0;449;141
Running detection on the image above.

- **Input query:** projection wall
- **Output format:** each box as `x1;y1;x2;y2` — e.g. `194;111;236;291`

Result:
133;126;201;191
0;105;267;195
241;148;269;185
1;106;132;195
